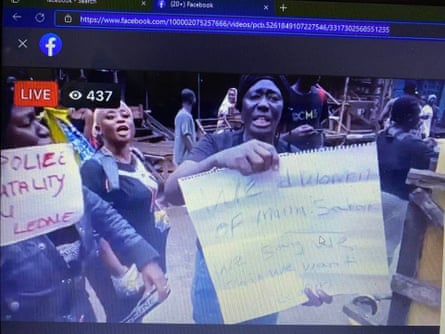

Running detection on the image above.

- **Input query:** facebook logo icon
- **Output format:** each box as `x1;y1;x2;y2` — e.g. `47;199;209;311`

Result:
39;33;62;57
158;0;166;9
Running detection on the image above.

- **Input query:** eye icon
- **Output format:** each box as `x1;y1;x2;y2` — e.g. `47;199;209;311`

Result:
68;90;83;100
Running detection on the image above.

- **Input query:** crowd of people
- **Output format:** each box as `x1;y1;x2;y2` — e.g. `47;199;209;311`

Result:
1;71;441;324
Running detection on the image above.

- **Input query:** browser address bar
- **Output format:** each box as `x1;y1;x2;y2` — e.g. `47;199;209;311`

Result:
55;11;391;37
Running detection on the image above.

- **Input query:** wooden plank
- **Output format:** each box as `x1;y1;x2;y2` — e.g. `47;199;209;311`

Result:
144;112;174;140
407;225;443;325
391;273;441;308
132;140;174;157
406;169;445;191
387;203;428;325
409;188;444;229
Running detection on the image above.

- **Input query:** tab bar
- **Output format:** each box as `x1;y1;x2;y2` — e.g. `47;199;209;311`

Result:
275;1;445;22
4;0;274;16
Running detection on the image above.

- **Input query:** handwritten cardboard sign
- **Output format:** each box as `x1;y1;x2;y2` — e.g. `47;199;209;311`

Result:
1;143;84;246
179;143;390;323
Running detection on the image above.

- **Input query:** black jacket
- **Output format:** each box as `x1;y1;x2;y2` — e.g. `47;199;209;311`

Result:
1;186;159;322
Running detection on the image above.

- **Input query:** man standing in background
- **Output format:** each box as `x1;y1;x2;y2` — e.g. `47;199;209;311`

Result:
173;88;197;165
281;75;329;150
420;94;438;138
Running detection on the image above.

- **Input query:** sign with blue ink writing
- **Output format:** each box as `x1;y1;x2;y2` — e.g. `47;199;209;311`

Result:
179;143;390;324
1;143;84;246
179;144;390;323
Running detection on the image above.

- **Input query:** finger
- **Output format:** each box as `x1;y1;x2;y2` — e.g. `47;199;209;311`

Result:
146;273;169;301
246;149;268;173
253;145;274;170
271;148;279;171
302;288;322;307
237;157;254;175
316;289;333;304
254;142;279;171
152;278;170;301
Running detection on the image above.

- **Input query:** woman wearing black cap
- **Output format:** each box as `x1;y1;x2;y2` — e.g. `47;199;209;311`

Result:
165;75;330;324
166;75;294;205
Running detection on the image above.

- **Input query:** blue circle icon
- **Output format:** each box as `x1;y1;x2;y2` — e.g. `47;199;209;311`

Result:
39;33;62;57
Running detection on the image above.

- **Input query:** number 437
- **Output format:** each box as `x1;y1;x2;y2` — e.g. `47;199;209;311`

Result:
86;90;113;102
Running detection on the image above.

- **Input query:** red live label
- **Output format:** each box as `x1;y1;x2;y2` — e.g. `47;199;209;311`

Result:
14;81;58;107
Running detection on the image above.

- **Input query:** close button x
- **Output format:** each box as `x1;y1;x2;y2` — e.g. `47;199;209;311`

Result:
18;38;28;48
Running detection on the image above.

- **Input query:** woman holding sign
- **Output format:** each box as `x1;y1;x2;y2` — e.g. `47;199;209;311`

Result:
165;75;331;324
1;78;169;322
79;100;169;322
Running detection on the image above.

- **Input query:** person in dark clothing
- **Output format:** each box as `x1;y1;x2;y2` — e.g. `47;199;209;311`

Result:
378;80;419;129
376;95;438;200
165;74;331;324
281;75;329;150
1;79;169;322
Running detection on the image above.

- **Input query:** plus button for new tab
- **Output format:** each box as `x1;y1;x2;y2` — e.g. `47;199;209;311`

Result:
280;3;288;12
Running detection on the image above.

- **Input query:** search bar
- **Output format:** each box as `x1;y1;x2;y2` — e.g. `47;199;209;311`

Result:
55;11;392;38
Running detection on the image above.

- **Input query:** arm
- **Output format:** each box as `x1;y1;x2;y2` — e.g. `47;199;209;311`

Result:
379;98;395;122
164;139;279;206
179;112;196;151
80;159;107;195
184;133;194;152
83;108;94;144
83;187;169;300
409;139;438;169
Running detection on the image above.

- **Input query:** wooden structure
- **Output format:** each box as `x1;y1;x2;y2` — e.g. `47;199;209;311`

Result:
343;167;444;325
195;117;219;138
195;116;244;139
324;77;391;146
132;139;175;183
387;169;444;325
129;105;176;183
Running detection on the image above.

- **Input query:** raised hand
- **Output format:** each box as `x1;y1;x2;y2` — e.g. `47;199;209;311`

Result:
214;139;279;175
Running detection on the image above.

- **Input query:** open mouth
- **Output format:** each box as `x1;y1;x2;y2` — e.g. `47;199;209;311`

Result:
116;124;130;135
252;116;271;128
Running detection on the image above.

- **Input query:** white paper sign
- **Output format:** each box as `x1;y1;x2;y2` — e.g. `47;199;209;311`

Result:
1;143;84;246
179;143;390;323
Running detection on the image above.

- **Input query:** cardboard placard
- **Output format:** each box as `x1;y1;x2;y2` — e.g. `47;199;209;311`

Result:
179;143;390;323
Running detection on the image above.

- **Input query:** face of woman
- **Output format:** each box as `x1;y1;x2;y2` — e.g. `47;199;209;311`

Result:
4;106;52;149
228;89;237;104
241;79;283;142
95;101;135;146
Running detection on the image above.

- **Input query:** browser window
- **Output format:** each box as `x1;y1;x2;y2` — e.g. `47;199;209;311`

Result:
1;1;444;334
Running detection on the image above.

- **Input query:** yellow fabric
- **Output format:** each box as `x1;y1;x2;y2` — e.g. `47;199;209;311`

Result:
40;107;71;143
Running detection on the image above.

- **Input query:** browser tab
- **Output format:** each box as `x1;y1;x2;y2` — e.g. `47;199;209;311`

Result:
151;0;274;16
3;0;152;11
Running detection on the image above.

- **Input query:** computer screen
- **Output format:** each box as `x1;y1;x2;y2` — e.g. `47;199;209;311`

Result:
1;1;444;334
